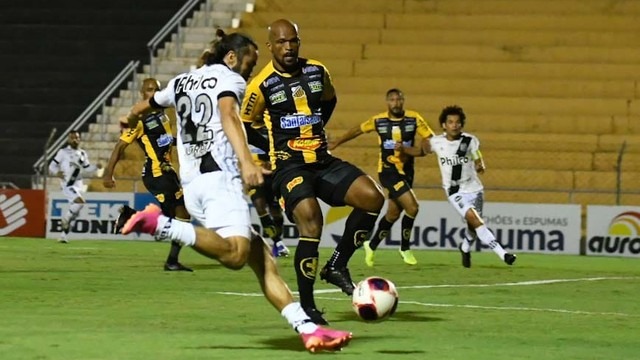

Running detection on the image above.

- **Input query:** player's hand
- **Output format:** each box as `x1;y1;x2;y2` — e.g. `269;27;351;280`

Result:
56;171;64;179
240;162;265;189
394;142;405;153
102;174;115;188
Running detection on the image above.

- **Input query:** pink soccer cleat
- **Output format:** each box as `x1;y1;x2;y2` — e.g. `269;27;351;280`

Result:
300;326;352;353
121;204;161;235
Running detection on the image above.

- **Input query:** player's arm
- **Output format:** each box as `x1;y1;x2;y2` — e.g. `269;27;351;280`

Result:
400;114;435;157
102;141;128;188
220;95;266;188
48;150;63;178
240;81;269;152
127;79;175;127
320;67;337;125
329;116;375;150
471;136;485;174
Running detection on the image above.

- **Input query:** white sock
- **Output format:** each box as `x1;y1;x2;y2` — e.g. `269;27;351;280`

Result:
460;237;472;253
155;215;196;247
64;202;84;222
475;225;507;259
281;302;317;334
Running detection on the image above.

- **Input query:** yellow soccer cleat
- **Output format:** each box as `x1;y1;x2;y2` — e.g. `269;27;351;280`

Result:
363;241;375;267
399;249;418;265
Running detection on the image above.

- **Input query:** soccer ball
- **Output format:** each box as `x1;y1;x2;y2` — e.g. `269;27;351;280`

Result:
352;276;399;321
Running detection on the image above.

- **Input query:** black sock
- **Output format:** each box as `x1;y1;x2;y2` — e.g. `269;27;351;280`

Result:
166;240;182;264
327;209;378;269
400;214;415;251
259;213;278;239
369;217;394;250
295;237;320;309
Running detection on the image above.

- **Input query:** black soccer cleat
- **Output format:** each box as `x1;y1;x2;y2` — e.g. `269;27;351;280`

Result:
114;205;138;234
458;243;471;268
504;253;517;266
320;266;356;296
164;262;194;272
303;307;329;325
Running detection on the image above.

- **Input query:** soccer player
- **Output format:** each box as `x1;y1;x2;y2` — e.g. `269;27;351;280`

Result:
248;125;290;258
102;78;192;272
329;89;434;266
120;30;352;352
240;19;385;325
401;105;517;268
48;131;102;243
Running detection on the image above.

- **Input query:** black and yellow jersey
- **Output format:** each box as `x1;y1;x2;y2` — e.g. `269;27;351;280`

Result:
240;58;335;171
120;111;174;177
360;110;434;175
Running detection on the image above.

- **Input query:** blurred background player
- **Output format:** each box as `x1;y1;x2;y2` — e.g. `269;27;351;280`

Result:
329;89;434;266
402;105;517;267
48;130;102;243
241;19;384;324
103;78;192;272
121;30;352;352
248;125;290;258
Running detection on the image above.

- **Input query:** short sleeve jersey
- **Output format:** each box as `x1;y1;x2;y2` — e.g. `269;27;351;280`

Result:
119;111;174;177
240;58;335;171
428;132;484;195
360;110;434;175
152;64;246;186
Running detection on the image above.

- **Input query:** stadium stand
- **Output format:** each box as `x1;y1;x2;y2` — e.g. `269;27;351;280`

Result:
75;0;640;207
0;0;188;188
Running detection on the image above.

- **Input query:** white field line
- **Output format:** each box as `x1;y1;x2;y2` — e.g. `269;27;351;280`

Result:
213;276;640;318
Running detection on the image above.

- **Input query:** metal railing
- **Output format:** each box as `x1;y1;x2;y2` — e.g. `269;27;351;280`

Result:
32;60;140;185
147;0;204;76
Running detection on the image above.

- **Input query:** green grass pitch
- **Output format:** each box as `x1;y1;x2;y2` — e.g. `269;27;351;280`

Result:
1;237;638;360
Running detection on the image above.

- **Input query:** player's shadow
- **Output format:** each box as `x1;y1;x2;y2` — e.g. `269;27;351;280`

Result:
186;263;224;270
330;310;444;323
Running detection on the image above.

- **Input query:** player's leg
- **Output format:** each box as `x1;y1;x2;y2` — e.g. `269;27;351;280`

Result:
143;172;193;271
59;187;85;243
274;167;328;324
450;192;516;266
250;185;287;257
246;231;352;352
394;187;420;265
318;160;384;295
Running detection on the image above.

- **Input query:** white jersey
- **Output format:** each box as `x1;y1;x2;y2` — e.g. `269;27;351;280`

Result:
48;145;97;189
152;64;247;186
429;132;484;195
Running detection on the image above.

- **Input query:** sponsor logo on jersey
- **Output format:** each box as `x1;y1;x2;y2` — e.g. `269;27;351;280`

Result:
383;139;397;150
263;76;280;87
302;65;320;74
290;85;306;98
156;133;173;147
268;90;287;105
243;93;257;116
175;74;218;93
287;138;321;151
440;156;470;166
280;114;322;129
155;193;165;203
308;81;323;93
286;176;304;192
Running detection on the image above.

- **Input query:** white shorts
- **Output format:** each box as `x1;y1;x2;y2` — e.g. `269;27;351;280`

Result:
61;186;83;202
183;171;252;239
447;191;484;218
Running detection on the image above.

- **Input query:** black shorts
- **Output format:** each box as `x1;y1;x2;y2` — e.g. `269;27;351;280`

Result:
378;170;414;199
273;157;365;221
249;174;279;208
142;170;185;217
